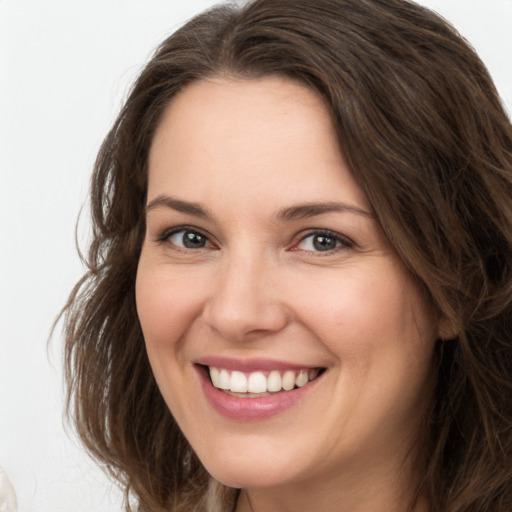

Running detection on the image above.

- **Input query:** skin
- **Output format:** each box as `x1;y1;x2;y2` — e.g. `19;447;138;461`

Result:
136;76;438;512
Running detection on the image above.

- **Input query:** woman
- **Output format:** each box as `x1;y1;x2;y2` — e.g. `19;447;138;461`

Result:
62;0;512;510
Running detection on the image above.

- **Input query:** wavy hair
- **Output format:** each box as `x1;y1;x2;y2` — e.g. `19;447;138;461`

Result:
62;0;512;510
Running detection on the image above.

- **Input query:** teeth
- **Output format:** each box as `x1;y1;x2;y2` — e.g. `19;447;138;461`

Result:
267;370;282;392
219;369;230;389
208;366;321;395
282;370;295;391
295;370;309;387
230;371;247;392
210;367;220;386
247;372;267;393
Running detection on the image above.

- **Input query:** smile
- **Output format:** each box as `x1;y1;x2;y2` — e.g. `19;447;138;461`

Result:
195;358;326;420
208;367;321;396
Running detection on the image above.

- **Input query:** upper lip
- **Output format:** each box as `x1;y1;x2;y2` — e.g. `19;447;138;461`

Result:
194;356;322;373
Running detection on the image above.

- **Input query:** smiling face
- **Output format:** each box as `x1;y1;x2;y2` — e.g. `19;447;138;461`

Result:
136;76;438;506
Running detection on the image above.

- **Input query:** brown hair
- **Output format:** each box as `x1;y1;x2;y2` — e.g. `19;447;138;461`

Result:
62;0;512;510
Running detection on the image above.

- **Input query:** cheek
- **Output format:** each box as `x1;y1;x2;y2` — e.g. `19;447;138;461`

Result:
294;265;436;437
135;262;201;361
289;262;436;380
135;263;202;419
292;267;412;340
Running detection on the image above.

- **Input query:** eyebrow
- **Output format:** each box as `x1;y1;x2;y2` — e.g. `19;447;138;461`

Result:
146;195;214;218
275;202;374;222
146;195;373;221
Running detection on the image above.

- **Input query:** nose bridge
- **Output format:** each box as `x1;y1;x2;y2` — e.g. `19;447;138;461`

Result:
203;245;288;340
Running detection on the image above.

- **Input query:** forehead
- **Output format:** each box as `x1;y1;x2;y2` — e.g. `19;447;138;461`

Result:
147;76;369;212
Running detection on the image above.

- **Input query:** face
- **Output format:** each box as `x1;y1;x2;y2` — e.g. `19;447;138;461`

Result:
136;77;438;492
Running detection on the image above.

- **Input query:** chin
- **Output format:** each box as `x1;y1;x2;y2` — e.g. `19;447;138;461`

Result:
208;466;293;490
197;443;303;489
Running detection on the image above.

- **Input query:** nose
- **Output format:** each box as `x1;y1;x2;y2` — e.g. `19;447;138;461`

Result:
202;253;290;342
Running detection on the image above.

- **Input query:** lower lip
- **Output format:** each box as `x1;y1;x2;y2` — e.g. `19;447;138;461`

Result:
197;367;321;421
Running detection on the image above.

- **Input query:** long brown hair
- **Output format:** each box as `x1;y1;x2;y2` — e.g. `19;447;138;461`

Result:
62;0;512;510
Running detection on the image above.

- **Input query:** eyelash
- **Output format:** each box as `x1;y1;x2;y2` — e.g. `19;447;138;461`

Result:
293;229;354;254
156;226;216;250
156;226;354;254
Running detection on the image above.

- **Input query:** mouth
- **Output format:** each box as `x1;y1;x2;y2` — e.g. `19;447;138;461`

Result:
194;357;327;420
201;365;325;398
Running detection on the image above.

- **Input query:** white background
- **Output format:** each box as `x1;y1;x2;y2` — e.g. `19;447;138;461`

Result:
1;1;511;511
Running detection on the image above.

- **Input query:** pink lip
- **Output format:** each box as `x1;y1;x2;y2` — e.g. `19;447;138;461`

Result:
194;361;323;421
195;356;317;373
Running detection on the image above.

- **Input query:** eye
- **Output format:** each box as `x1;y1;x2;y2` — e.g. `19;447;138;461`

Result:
162;228;214;249
293;230;353;253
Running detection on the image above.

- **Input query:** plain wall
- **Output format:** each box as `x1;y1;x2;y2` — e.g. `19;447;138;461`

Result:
1;1;511;511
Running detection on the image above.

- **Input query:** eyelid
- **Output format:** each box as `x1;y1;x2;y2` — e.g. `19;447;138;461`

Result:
156;225;217;249
153;225;353;253
291;229;354;252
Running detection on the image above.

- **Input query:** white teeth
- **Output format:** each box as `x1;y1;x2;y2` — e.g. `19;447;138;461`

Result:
219;369;230;389
247;372;267;393
282;370;296;391
295;370;309;387
230;371;248;392
210;367;220;387
208;366;322;395
267;370;282;392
